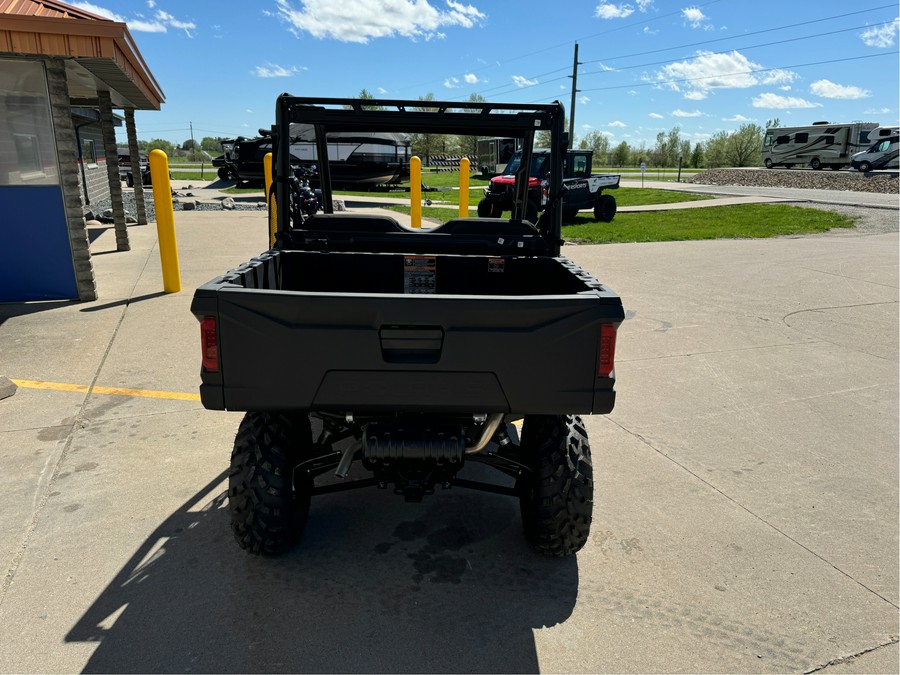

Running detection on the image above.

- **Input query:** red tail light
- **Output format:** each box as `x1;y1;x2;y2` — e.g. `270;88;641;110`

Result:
200;316;219;372
598;323;617;378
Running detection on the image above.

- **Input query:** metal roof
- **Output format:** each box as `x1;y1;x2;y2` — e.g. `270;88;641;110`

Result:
0;0;164;110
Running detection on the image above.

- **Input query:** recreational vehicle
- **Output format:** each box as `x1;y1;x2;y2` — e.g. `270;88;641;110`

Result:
850;126;899;172
761;121;878;170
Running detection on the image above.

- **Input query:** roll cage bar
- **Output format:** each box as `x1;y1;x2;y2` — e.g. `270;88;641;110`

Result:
270;94;568;256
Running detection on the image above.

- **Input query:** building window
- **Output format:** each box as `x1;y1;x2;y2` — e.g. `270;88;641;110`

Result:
83;139;97;166
14;133;42;176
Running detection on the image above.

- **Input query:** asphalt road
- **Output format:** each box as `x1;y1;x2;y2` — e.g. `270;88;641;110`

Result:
0;205;897;673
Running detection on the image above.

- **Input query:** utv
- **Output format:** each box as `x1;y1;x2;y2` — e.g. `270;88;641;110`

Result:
477;148;620;223
191;95;624;557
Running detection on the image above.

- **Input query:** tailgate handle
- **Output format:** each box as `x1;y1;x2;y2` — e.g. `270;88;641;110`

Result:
379;326;443;364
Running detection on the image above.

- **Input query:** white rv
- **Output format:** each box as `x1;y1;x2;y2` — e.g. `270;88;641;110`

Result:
761;121;878;170
850;126;899;172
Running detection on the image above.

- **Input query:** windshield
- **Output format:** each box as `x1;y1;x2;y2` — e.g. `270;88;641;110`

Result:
503;151;550;178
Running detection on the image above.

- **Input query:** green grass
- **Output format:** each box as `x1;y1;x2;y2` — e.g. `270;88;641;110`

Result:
387;205;464;224
561;204;855;244
383;204;856;242
167;170;220;180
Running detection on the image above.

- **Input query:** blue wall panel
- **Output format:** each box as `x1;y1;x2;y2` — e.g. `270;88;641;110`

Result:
0;185;78;302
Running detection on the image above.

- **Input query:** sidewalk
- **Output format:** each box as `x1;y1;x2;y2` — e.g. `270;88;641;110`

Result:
0;205;896;673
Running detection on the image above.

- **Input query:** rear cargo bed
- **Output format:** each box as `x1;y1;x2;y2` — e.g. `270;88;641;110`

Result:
192;250;622;415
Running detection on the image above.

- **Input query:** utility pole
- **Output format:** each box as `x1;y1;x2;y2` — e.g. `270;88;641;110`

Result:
568;42;580;146
189;120;196;162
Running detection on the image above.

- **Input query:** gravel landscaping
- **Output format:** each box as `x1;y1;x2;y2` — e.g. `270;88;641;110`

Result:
688;168;898;194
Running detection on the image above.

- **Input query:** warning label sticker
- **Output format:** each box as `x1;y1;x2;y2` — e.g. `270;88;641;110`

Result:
403;256;436;294
488;258;505;273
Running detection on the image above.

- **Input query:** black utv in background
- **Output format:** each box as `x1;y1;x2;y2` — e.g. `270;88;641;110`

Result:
191;95;624;558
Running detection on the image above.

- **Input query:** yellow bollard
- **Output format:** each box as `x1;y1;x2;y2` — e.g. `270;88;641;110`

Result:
459;157;470;218
148;149;181;293
410;156;422;228
264;152;276;248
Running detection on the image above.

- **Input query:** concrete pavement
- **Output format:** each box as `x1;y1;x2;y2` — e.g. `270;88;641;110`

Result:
0;203;897;673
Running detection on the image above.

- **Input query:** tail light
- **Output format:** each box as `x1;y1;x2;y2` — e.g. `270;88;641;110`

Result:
598;323;617;378
200;316;219;372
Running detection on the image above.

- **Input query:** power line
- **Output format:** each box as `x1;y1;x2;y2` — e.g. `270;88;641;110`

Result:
578;20;897;81
576;51;899;96
454;3;896;103
581;3;897;66
468;16;898;102
396;0;727;95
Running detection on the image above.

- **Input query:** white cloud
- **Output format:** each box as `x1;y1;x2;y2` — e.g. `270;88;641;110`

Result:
682;6;706;27
70;2;119;20
779;85;792;91
581;124;593;130
649;112;664;119
71;2;194;35
512;75;538;87
444;76;460;88
274;0;485;43
865;106;891;114
377;87;388;95
608;120;627;127
253;63;304;78
155;10;195;36
628;90;638;96
643;26;659;35
810;79;871;100
596;63;617;72
128;19;167;32
653;50;781;99
722;114;752;122
860;17;899;48
464;73;479;84
636;0;653;10
595;3;634;19
761;69;797;85
579;95;591;105
672;109;703;117
147;0;156;7
752;93;822;109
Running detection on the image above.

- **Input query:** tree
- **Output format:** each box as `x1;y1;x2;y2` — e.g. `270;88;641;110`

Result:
726;123;764;166
611;141;630;167
146;138;175;156
351;88;384;111
689;142;704;168
703;130;730;168
182;139;197;151
409;93;446;164
765;117;781;129
200;136;221;152
458;93;487;156
580;130;611;165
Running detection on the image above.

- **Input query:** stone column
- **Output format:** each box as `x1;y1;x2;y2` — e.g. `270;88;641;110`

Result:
98;90;129;251
45;59;97;301
124;108;147;225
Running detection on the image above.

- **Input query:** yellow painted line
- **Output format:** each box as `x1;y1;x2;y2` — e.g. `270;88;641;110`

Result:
11;379;200;402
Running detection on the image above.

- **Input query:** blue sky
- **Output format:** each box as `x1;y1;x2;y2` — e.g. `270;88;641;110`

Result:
73;0;900;149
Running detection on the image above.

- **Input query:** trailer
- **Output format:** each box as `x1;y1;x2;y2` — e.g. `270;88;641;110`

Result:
477;136;521;176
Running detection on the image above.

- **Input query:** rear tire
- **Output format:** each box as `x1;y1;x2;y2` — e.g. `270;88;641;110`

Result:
764;159;774;169
228;411;314;556
517;415;593;556
593;193;617;222
477;198;502;218
811;158;822;170
858;161;872;173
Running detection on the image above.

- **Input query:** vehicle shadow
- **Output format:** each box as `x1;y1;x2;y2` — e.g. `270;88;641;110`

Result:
65;468;578;673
